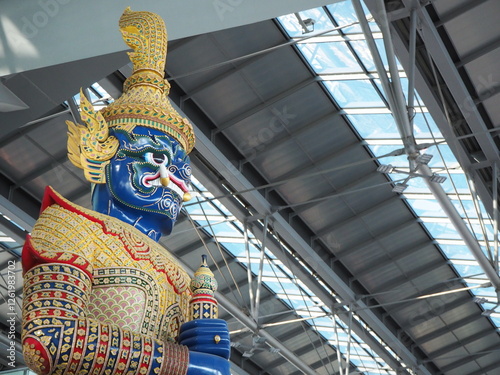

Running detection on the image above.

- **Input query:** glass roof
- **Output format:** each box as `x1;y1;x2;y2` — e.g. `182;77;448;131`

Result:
276;0;500;372
185;176;401;374
4;3;498;374
0;215;24;257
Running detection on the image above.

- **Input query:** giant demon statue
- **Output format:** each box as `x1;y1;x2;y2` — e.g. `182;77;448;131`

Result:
21;8;230;375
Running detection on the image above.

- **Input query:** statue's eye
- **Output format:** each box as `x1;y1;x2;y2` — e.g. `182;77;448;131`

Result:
145;152;169;165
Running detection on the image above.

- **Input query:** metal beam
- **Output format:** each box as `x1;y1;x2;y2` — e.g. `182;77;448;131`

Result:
335;218;417;259
413;314;480;345
215;77;321;134
439;343;498;373
364;0;500;303
314;195;398;239
354;240;431;277
434;0;490;27
372;259;448;300
242;111;341;165
428;328;495;360
271;140;363;182
407;8;417;129
293;171;387;215
189;104;430;374
456;35;500;68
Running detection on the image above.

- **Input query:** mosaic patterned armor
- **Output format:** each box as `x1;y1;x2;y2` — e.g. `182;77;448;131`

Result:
22;187;192;375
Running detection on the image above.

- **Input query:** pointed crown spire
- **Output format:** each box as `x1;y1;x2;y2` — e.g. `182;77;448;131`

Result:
66;8;195;184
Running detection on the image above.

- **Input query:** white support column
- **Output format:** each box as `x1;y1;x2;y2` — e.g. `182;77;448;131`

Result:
419;163;500;289
407;8;417;130
253;216;269;323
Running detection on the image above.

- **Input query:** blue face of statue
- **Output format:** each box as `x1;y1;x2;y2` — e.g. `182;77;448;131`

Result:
92;126;191;239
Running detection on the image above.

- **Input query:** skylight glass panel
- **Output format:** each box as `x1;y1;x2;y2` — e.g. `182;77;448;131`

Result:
476;286;497;297
221;241;246;256
452;263;485;278
327;1;379;34
209;221;242;237
350;39;388;70
186;201;221;215
297;42;363;74
406;198;447;217
278;0;500;355
188;174;402;374
412;113;443;138
398;77;423;103
423;145;458;168
348;113;398;138
324;80;385;107
366;145;407;165
425;221;466;240
439;244;476;260
449;199;482;218
439;173;470;193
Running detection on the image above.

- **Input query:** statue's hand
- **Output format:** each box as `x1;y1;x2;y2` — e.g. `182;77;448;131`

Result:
179;319;230;360
186;352;231;375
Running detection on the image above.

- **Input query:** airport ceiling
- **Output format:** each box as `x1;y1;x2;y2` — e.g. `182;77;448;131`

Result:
1;1;500;374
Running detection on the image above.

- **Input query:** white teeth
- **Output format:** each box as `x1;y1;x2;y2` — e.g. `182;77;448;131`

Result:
169;182;185;198
150;177;185;199
151;179;162;187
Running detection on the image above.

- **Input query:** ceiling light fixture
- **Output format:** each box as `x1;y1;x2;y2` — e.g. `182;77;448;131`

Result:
416;153;433;165
377;164;394;173
392;183;408;193
429;174;447;184
294;13;316;34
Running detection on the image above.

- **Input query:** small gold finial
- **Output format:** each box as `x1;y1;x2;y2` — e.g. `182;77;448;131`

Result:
189;255;218;320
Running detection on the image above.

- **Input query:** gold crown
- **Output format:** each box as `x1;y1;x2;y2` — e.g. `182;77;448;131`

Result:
67;8;195;184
